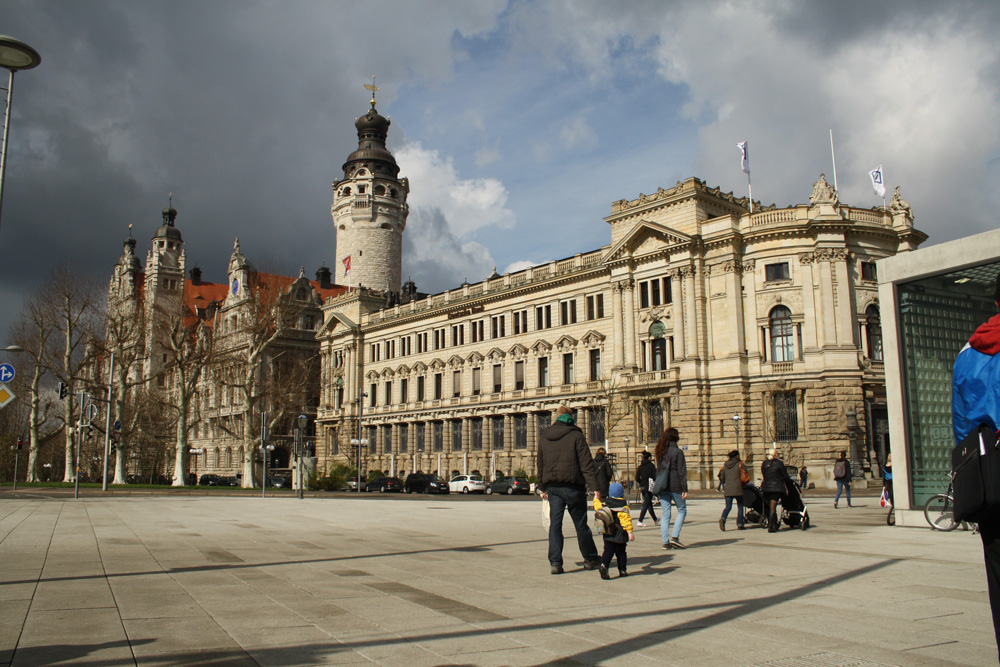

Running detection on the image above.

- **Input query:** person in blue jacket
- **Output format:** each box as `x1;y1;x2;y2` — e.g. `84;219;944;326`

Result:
952;271;1000;661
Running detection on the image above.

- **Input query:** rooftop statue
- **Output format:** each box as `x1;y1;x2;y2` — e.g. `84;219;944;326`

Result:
809;173;839;207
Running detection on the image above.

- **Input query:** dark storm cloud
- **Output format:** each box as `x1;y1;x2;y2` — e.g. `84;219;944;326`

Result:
0;0;505;332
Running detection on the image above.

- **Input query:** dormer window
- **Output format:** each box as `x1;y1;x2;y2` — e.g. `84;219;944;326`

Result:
358;185;366;194
341;187;351;197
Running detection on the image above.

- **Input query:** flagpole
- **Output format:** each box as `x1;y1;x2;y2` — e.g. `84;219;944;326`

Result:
747;172;753;213
829;129;838;192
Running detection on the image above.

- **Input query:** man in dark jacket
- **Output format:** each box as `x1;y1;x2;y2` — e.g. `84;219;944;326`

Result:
537;406;601;574
593;447;613;499
952;271;1000;660
635;451;658;526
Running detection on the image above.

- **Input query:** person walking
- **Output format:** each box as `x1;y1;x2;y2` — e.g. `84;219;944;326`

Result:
593;447;613;500
951;270;1000;660
881;453;893;506
760;447;792;533
635;451;659;527
799;466;808;494
536;405;601;575
593;482;635;579
833;450;853;508
655;427;688;549
717;450;746;531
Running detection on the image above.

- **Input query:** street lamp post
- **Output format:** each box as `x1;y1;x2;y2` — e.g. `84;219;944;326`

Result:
296;413;307;500
0;35;41;232
732;414;742;451
846;408;863;480
189;448;205;484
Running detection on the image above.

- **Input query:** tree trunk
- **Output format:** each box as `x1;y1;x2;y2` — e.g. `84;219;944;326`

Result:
241;367;257;488
26;365;43;482
172;392;189;486
113;383;127;484
63;389;75;482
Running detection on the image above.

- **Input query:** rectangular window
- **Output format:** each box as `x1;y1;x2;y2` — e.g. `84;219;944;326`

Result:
384;381;392;405
513;309;528;335
399;423;408;453
471;418;483;450
369;383;376;407
647;401;664;444
451;420;462;451
562;353;574;385
415;422;425;452
861;261;878;281
417;376;425;402
382;425;392;455
400;378;408;404
417;332;427;353
589;349;601;381
538;357;549;388
367;426;376;453
434;328;446;350
774;391;799;441
434;373;442;400
491;315;505;339
560;299;577;325
650;279;660;305
586;294;604;320
536;411;552;441
471;320;484;343
492;416;505;450
514;414;527;449
451;324;464;346
452;370;461;398
433;421;443;452
535;305;552;330
765;262;791;282
663;277;672;304
515;361;524;390
652;338;667;370
590;407;606;445
492;364;502;393
400;335;411;356
472;367;481;395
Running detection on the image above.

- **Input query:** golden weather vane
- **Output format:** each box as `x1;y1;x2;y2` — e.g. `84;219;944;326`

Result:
364;75;379;108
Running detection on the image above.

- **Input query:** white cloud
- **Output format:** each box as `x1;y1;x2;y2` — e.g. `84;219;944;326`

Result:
559;116;597;151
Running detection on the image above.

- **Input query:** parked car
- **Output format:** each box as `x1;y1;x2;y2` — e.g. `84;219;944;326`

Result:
364;476;403;493
199;474;222;486
345;476;362;491
219;476;240;486
448;474;487;494
268;475;291;488
403;473;450;494
487;475;531;495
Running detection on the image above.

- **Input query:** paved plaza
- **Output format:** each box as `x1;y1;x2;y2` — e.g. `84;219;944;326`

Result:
0;490;995;666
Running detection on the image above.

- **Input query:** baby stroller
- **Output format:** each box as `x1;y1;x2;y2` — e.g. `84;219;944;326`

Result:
780;480;810;530
742;484;769;528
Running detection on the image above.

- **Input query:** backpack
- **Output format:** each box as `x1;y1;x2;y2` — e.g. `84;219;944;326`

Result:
594;503;624;540
834;459;849;480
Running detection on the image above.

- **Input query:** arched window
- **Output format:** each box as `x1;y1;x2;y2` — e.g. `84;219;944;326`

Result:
770;306;794;363
866;305;883;361
374;185;385;196
225;447;233;468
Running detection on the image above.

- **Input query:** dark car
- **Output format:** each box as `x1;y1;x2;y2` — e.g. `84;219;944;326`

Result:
219;476;240;486
199;474;222;486
268;475;291;488
403;473;450;494
364;476;403;493
487;475;531;495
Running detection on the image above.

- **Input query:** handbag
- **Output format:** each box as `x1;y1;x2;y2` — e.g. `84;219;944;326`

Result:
651;462;670;495
879;487;891;508
952;424;1000;524
739;462;750;485
647;477;655;492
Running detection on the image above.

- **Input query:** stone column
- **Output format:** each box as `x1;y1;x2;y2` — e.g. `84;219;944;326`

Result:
817;251;837;348
623;279;637;369
671;269;686;361
833;250;854;346
798;253;819;351
742;260;758;357
683;267;697;359
724;261;745;357
612;281;625;368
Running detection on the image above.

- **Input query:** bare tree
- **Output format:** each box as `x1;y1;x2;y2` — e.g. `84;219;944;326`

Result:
39;268;102;482
102;291;149;483
8;285;57;481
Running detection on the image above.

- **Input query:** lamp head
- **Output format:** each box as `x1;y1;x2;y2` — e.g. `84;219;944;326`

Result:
298;413;308;429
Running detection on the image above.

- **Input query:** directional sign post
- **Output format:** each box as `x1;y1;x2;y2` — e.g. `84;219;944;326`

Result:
0;363;15;383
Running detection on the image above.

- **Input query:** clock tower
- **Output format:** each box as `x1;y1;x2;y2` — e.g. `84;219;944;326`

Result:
332;81;409;294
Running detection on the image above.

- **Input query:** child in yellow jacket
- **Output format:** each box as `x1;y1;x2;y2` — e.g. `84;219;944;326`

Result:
593;482;635;579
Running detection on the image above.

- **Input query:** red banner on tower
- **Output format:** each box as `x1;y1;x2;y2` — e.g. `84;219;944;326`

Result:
342;255;351;274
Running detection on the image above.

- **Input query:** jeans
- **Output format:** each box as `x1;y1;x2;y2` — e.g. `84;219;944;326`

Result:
835;480;852;505
658;491;687;543
981;520;1000;661
546;485;598;567
601;539;627;571
721;495;744;527
638;490;658;522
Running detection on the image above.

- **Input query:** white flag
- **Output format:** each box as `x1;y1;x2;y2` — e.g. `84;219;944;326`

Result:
737;141;750;174
869;164;886;198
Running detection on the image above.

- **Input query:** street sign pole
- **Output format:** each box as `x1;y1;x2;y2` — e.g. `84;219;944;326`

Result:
11;445;17;491
102;352;115;491
74;420;82;500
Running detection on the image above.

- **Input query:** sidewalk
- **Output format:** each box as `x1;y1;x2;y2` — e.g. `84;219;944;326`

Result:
0;492;994;666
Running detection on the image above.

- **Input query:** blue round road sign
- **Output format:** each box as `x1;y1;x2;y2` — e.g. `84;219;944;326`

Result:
114;420;122;432
0;364;14;383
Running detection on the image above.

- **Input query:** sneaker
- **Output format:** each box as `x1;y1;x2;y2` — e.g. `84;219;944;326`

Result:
618;570;629;577
718;518;726;532
654;519;661;526
669;537;686;549
834;502;838;509
599;564;611;580
636;521;646;527
662;543;671;550
550;565;564;575
582;560;601;571
737;524;746;530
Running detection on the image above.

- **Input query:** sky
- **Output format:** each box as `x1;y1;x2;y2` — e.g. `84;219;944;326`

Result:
0;0;998;335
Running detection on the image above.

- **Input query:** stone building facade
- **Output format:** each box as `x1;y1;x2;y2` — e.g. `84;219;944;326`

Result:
317;106;928;487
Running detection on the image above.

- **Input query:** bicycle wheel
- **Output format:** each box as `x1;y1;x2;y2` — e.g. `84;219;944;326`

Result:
924;494;959;531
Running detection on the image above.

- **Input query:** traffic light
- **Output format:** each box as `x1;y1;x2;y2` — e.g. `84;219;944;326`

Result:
15;438;23;450
59;382;68;399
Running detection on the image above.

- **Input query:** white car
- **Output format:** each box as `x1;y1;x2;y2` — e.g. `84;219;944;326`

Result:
448;475;487;494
